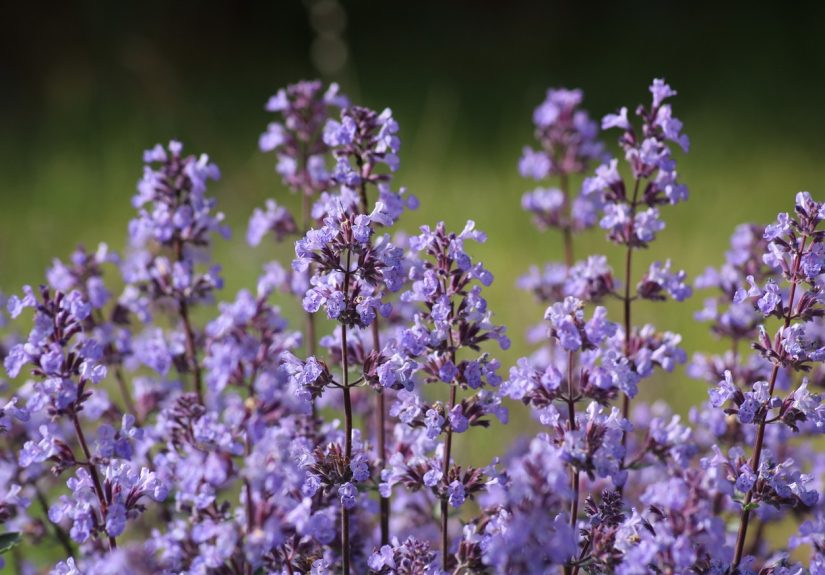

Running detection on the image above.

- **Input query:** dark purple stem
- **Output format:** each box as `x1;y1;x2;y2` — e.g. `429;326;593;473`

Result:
620;177;642;457
71;411;117;550
341;248;354;575
174;238;204;404
441;281;459;571
560;172;574;268
730;236;807;572
565;349;580;575
355;157;391;545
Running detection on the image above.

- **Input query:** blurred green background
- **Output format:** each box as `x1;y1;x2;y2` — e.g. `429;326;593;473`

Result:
3;2;825;458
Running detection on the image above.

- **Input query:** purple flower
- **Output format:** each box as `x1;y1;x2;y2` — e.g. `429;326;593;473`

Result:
350;453;370;482
369;545;397;570
258;81;347;193
602;107;630;130
650;78;677;108
7;77;825;575
246;199;297;246
757;282;781;315
709;370;738;408
439;360;458;383
449;404;469;433
545;297;617;351
338;482;358;509
325;106;403;198
524;87;604;178
294;208;402;327
424;408;444;439
735;464;757;493
637;260;692;302
447;480;465;507
519;147;552;180
4;344;28;378
423;467;443;488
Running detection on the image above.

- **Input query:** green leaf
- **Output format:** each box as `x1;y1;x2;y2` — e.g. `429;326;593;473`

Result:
0;532;21;555
742;501;760;512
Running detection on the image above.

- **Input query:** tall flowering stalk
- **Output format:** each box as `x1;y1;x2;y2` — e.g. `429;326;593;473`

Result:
4;285;167;559
715;192;825;571
202;276;305;570
689;224;786;559
253;80;348;368
518;87;604;268
466;80;692;574
516;90;606;573
124;141;227;404
323;102;414;546
501;296;631;572
255;87;415;549
42;244;139;418
585;79;691;451
291;205;403;574
387;221;510;569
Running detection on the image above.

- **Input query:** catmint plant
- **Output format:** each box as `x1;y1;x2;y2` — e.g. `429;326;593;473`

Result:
290;202;403;574
517;88;612;366
5;285;167;556
714;192;825;572
495;80;691;574
254;84;416;550
384;220;509;570
253;80;348;366
518;87;604;267
125;140;227;404
4;77;825;575
322;101;416;547
584;79;692;463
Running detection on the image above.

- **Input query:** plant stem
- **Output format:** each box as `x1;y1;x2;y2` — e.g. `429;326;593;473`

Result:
340;249;354;575
244;420;256;547
730;236;806;572
620;178;642;455
355;162;391;545
571;539;592;575
242;363;263;574
560;173;574;268
564;350;580;575
244;472;255;534
373;320;390;545
70;411;117;550
441;291;459;571
561;173;579;575
174;238;204;404
341;324;353;575
179;298;203;404
301;192;319;424
441;383;457;571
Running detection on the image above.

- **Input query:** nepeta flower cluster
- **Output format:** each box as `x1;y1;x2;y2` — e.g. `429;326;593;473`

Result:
518;87;604;268
3;77;825;575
